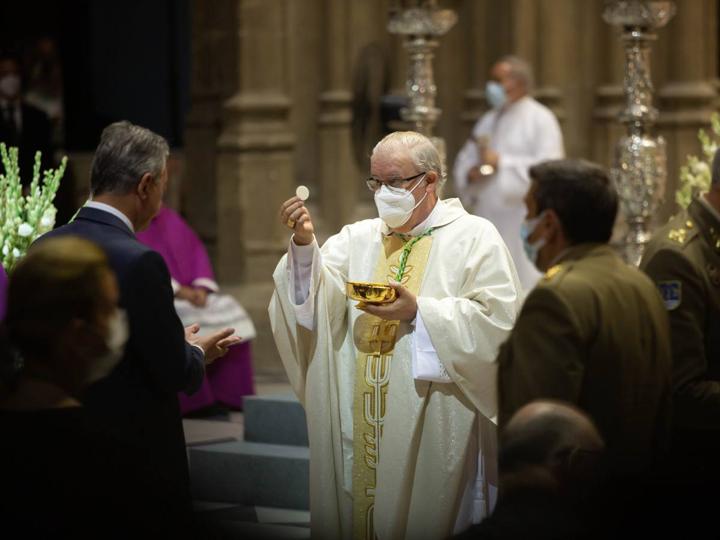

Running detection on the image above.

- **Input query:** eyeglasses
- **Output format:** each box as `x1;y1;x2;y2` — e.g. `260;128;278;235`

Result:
365;172;426;193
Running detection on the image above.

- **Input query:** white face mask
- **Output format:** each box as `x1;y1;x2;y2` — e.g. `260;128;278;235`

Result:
520;211;547;267
485;80;507;109
0;74;21;98
373;174;428;229
86;308;128;384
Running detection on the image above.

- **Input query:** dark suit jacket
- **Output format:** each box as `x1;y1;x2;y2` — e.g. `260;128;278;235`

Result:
39;206;205;503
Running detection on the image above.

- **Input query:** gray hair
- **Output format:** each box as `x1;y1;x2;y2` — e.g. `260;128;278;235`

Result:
498;55;534;92
712;147;720;187
371;131;447;189
90;121;169;196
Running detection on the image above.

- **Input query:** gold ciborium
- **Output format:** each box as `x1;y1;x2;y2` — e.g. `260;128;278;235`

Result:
346;281;396;304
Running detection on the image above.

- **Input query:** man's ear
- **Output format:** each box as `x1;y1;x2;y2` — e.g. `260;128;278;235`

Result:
425;171;439;192
544;209;563;241
136;173;154;200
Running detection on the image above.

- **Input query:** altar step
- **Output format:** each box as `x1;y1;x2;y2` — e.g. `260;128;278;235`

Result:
194;502;310;539
243;394;309;447
188;394;310;513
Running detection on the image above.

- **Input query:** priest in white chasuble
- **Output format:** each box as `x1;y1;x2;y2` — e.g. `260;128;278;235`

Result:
269;131;522;540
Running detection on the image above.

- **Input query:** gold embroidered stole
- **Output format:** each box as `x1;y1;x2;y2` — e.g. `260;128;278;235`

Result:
351;233;434;540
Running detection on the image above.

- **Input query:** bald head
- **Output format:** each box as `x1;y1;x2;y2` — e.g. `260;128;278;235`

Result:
490;55;533;104
500;400;605;475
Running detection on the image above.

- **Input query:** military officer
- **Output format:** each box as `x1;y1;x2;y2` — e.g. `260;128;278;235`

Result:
641;149;720;481
496;159;672;475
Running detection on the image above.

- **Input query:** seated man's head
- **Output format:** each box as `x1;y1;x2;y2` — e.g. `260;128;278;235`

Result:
500;400;605;500
368;131;445;233
486;56;533;109
90;121;169;231
4;237;127;400
522;159;618;271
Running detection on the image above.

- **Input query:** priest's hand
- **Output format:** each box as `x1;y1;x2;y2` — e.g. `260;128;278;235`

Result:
280;196;315;246
357;281;417;322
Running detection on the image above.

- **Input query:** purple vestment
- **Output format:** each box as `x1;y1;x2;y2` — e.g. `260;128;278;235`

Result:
137;207;255;413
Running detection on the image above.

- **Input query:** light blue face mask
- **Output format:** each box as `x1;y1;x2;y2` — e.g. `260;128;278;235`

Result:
485;81;507;109
520;211;546;266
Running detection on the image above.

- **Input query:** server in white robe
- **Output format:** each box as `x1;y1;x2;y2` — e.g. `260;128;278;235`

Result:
453;56;564;291
269;131;522;540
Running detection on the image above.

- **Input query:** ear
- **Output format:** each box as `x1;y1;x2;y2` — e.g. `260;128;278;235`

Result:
425;171;438;192
544;209;564;241
136;173;154;200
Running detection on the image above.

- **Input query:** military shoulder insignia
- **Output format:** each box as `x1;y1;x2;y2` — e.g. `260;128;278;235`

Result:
668;228;687;244
657;280;682;310
543;264;563;281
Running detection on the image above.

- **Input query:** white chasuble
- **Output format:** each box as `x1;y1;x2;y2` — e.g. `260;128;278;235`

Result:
269;198;522;540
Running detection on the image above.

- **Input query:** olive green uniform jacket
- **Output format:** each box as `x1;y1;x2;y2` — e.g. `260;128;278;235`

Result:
497;243;672;470
641;197;720;431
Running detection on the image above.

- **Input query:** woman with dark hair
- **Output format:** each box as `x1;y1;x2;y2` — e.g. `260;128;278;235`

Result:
0;237;178;537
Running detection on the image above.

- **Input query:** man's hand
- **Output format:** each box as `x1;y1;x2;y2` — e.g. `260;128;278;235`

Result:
280;196;315;246
481;147;499;168
356;281;417;322
185;324;242;365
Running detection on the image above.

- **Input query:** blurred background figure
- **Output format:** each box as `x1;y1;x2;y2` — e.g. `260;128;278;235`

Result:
23;36;64;147
453;56;564;292
0;49;53;183
137;204;256;414
0;46;75;225
0;237;175;536
455;400;604;540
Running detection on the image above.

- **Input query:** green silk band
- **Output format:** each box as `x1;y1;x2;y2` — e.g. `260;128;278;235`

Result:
394;227;436;282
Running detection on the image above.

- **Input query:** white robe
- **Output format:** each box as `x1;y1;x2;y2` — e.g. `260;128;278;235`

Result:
453;96;564;291
269;199;522;540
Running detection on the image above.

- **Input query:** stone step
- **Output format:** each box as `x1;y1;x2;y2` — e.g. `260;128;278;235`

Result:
243;394;308;447
189;440;309;510
207;521;310;539
194;502;310;539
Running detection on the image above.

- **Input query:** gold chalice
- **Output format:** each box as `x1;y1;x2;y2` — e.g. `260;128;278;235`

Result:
346;281;396;304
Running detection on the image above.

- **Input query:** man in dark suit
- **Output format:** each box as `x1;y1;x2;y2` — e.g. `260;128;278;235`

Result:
496;159;672;476
39;121;240;523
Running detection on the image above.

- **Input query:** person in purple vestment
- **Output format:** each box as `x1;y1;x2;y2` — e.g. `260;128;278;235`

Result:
137;206;256;413
0;265;6;321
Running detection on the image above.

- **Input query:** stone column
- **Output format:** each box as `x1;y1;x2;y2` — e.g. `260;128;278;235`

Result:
216;0;295;284
592;20;626;167
657;0;718;219
317;0;359;231
532;1;572;127
183;0;237;262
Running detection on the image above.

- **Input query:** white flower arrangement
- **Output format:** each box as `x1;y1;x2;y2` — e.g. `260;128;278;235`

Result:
0;143;67;271
677;113;719;209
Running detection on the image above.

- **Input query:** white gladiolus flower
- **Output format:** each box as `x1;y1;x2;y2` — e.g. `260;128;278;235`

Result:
17;222;33;237
2;245;8;256
40;214;54;229
693;161;710;175
12;248;19;258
